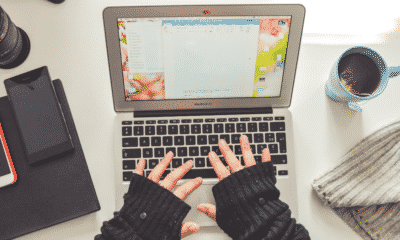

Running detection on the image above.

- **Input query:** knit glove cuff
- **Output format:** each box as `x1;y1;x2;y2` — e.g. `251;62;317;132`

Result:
120;173;191;240
212;161;281;239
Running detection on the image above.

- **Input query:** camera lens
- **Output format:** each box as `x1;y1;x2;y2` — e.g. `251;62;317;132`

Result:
0;6;30;69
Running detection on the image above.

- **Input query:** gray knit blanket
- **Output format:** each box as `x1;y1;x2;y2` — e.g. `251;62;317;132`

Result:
312;120;400;240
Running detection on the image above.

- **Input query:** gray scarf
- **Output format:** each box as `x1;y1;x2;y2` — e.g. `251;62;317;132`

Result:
312;120;400;240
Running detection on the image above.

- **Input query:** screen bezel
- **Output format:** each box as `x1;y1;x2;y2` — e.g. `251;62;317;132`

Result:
103;4;305;112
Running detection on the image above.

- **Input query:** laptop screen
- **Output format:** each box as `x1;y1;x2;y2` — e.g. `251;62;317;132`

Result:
117;16;291;101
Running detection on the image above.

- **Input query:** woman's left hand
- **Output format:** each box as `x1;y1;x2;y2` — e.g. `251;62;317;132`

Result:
133;151;203;239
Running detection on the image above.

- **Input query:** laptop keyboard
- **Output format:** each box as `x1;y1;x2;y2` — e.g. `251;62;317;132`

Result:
122;116;288;182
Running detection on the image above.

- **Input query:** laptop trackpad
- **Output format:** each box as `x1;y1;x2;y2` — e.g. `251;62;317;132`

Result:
172;183;218;227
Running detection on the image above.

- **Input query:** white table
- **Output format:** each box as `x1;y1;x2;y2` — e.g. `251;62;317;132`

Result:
1;0;400;239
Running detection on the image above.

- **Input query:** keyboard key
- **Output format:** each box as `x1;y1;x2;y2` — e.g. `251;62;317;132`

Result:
236;123;246;132
189;147;199;156
139;137;150;146
123;149;140;158
276;133;286;142
158;120;168;124
234;145;242;155
244;134;253;143
123;138;138;147
263;117;273;121
143;148;153;158
123;160;136;170
220;157;228;166
257;144;267;154
217;118;227;122
275;116;285;121
255;155;262;163
195;158;205;167
177;147;188;157
145;126;155;135
225;123;235;133
163;136;173;146
271;155;287;164
250;145;256;154
182;119;192;123
254;134;264;143
134;121;144;124
212;146;221;156
251;117;261;121
220;135;230;144
205;119;215;122
181;169;218;179
122;121;132;125
168;125;179;134
191;124;201;134
154;148;164;157
197;135;208;145
206;157;212;167
240;156;245;165
180;125;190;134
200;146;210;156
203;124;212;133
268;144;278;154
146;120;156;124
193;119;203;123
145;170;151;178
228;118;238;122
165;147;176;157
278;170;288;175
134;126;143;135
248;123;257;132
174;136;184;145
214;124;224;133
279;142;287;153
170;120;180;124
157;125;167;135
160;170;171;180
259;122;269;132
209;135;219;144
186;136;196;145
183;158;192;163
240;118;250;121
274;166;277;175
231;134;240;144
149;159;159;169
122;127;132;136
228;145;233;151
265;133;275;142
172;158;183;168
270;122;285;131
123;171;133;181
137;159;148;169
151;137;161;146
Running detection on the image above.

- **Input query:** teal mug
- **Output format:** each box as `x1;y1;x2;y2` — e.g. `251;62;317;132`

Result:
325;46;400;111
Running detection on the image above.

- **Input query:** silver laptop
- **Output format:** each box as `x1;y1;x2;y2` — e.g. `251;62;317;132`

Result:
103;4;305;227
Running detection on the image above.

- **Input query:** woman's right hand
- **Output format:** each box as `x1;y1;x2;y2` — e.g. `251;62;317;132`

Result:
197;135;272;221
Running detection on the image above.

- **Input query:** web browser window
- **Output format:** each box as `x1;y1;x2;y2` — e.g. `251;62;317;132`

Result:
117;16;291;101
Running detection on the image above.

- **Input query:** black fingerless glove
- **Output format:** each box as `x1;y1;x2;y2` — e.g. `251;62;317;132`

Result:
212;162;310;240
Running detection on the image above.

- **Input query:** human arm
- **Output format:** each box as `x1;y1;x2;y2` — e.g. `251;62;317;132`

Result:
95;152;203;240
198;136;310;240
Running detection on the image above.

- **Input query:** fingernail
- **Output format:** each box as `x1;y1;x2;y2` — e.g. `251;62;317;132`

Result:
196;177;203;181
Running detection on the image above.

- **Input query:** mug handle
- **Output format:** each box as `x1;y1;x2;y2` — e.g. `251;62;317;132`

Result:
348;101;369;112
388;66;400;78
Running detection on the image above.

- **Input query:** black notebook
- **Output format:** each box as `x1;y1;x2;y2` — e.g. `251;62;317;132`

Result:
0;79;100;240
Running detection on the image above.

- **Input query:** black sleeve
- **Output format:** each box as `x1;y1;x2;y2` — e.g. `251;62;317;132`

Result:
94;173;191;240
212;161;310;240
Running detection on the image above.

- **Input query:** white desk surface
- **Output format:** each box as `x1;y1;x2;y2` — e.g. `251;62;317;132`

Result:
1;0;400;239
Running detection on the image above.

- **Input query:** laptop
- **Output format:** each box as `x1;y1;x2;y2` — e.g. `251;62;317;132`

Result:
103;4;305;227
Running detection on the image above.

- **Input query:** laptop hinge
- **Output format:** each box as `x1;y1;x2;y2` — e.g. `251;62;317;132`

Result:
134;107;273;118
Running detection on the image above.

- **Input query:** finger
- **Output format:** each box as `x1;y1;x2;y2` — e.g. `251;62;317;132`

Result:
148;151;174;183
173;177;203;201
219;139;243;173
262;147;271;162
160;160;194;191
208;151;230;181
134;159;146;175
197;203;216;222
240;135;256;167
181;222;200;239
